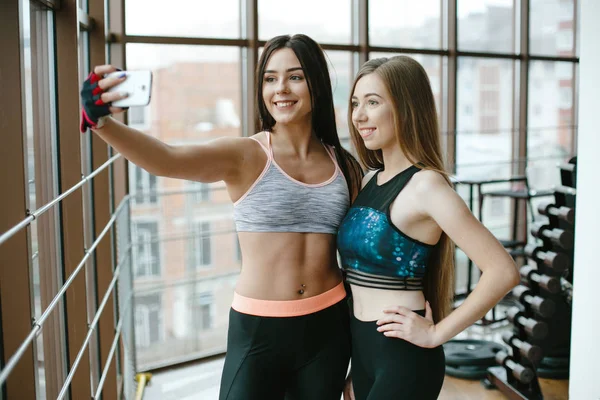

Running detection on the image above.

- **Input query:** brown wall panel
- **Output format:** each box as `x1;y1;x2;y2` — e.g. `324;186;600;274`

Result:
0;2;37;398
89;0;119;396
55;0;93;398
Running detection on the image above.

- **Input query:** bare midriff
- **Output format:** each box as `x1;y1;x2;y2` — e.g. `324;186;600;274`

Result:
235;231;342;300
350;284;426;322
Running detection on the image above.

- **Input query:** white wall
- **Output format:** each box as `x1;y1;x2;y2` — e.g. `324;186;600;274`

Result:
569;1;600;398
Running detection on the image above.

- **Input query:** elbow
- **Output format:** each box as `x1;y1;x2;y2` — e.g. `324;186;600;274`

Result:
137;163;165;178
507;264;520;289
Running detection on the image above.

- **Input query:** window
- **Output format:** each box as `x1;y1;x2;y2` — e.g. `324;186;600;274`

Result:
258;0;351;44
324;51;353;146
530;0;575;57
458;0;514;53
369;0;441;49
192;292;214;332
130;164;157;205
125;44;241;140
188;221;212;269
134;294;163;348
132;221;161;278
125;43;241;368
527;61;575;190
456;58;514;179
125;0;241;39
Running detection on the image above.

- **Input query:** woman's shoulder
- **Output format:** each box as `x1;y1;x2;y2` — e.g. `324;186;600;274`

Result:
411;168;453;195
241;131;270;151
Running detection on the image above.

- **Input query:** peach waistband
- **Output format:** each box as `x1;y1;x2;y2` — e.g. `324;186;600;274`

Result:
231;281;346;317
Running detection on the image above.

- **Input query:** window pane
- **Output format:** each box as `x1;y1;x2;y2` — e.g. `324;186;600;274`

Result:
369;0;441;49
530;0;575;57
527;61;575;190
133;221;160;278
458;0;514;53
126;44;242;369
456;58;514;179
455;58;515;295
126;44;241;139
258;0;351;44
134;294;163;348
188;221;212;269
325;51;353;148
125;0;241;39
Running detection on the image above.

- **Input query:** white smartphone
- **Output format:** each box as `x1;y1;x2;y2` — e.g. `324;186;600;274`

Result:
106;70;153;107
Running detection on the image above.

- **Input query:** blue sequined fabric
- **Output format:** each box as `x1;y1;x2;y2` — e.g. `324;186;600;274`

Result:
337;207;432;281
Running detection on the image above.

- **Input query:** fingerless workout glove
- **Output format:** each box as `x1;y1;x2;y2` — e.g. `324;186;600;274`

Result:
80;72;111;133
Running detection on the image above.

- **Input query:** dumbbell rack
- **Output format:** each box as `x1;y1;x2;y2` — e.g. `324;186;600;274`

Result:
487;157;576;399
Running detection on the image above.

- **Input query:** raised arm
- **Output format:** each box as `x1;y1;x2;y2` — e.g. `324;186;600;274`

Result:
81;64;246;184
93;118;246;183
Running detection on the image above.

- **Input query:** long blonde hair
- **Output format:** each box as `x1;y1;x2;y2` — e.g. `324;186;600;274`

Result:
348;56;455;322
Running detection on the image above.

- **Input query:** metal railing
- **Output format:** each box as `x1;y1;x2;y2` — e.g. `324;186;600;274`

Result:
0;154;121;246
0;153;137;398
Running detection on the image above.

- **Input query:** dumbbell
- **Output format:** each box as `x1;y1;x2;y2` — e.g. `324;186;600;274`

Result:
537;202;574;225
559;162;577;189
496;351;535;384
502;332;543;363
507;308;548;340
519;266;561;294
530;222;574;250
554;185;577;196
524;244;570;272
530;223;574;250
512;285;556;318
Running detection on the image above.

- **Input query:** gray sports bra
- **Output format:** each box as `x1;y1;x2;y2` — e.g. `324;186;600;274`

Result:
233;132;350;234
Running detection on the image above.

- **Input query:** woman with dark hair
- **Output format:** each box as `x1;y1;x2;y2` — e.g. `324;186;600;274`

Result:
337;56;519;400
80;34;362;400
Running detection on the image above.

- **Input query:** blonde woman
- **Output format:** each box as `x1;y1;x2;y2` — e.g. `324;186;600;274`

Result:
337;56;519;399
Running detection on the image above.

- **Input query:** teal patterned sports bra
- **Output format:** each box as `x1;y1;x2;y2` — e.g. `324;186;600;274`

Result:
337;165;435;291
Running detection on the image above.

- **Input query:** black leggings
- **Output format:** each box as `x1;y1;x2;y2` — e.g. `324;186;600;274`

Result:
219;299;351;400
350;310;445;400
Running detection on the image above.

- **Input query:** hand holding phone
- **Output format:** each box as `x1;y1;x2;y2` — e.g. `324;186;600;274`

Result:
80;66;153;132
106;70;153;108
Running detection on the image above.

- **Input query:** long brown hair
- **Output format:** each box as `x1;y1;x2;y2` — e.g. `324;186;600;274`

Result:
256;34;363;199
348;56;454;322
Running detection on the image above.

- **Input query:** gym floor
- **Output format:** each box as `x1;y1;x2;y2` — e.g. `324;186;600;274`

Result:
441;375;568;399
141;355;569;399
142;321;570;400
142;301;568;399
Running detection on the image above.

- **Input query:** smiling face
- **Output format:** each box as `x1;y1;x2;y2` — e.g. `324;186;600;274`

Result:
351;73;397;152
261;48;312;127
